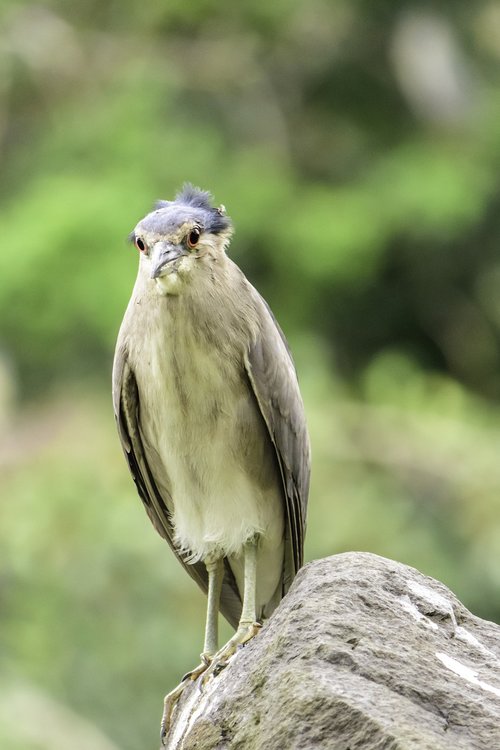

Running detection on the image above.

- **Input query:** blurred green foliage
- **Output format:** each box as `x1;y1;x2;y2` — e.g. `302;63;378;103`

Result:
1;1;500;748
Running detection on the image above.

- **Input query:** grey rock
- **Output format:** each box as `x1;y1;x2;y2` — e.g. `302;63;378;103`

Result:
164;552;500;750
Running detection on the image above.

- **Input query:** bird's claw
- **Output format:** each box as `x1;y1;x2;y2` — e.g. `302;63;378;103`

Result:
160;682;185;745
181;653;211;683
160;626;261;740
161;655;213;743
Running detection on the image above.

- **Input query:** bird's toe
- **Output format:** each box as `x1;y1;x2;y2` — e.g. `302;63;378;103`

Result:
201;621;262;686
161;656;213;741
180;654;211;683
160;681;186;744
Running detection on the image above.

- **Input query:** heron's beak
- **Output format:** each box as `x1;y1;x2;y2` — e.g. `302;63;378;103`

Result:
150;241;187;279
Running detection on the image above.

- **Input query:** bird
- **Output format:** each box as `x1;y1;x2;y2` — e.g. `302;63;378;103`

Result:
112;185;310;740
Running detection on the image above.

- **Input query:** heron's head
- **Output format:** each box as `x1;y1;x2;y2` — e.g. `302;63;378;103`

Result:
130;184;233;295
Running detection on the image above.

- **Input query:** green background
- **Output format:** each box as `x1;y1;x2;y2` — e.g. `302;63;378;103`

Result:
1;2;500;748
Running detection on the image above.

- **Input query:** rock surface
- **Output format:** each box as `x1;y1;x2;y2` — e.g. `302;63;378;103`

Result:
163;552;500;750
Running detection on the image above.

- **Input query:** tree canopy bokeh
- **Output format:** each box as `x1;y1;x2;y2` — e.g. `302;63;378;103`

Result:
1;2;500;749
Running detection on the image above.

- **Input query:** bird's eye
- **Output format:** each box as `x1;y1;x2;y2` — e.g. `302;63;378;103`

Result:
135;237;146;253
187;228;201;249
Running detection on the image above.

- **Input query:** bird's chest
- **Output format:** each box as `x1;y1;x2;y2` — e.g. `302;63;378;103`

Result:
122;289;283;564
149;338;234;441
129;302;246;494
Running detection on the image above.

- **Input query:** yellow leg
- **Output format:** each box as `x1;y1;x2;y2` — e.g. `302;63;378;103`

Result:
203;537;262;683
160;556;224;744
202;556;224;658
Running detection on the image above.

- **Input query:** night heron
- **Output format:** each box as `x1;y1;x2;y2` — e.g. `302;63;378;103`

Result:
112;185;310;739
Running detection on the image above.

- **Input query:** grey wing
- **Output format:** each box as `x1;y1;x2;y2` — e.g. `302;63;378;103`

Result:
244;291;311;594
112;344;242;629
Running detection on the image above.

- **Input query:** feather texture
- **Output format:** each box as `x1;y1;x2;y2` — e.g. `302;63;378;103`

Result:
113;192;310;628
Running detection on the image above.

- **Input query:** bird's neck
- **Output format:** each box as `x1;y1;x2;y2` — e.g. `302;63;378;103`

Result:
131;257;258;357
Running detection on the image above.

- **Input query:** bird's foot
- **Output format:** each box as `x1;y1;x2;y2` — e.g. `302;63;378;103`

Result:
160;654;212;744
160;620;261;742
180;652;212;682
202;621;262;685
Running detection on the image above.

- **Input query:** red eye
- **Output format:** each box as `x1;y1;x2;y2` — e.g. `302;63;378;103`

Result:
187;228;200;249
135;237;146;253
